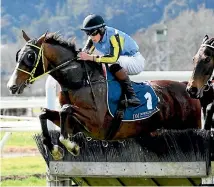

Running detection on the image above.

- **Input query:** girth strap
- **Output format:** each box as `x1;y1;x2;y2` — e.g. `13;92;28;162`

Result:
105;94;127;140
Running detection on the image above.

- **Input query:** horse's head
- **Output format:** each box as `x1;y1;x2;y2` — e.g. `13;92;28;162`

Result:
7;30;104;94
7;30;51;94
187;35;214;98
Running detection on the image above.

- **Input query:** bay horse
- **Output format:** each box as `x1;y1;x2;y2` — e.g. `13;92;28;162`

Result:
186;35;214;130
7;31;202;160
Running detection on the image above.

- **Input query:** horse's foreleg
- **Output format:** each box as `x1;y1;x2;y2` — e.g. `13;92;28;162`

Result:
204;101;214;130
39;108;64;160
59;104;80;156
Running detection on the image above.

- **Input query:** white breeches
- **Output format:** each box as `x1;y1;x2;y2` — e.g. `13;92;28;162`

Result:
116;52;145;75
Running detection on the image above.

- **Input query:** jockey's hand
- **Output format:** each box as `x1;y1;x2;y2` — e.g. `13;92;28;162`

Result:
78;52;93;61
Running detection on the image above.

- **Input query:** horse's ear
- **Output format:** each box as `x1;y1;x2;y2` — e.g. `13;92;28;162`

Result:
202;35;209;44
37;30;48;45
22;30;31;41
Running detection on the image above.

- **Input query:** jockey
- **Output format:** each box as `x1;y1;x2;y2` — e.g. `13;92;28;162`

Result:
79;14;145;106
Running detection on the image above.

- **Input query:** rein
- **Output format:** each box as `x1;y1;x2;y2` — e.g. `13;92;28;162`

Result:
16;43;78;84
83;61;98;111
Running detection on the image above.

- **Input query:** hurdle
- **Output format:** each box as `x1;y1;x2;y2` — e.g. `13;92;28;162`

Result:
34;129;214;186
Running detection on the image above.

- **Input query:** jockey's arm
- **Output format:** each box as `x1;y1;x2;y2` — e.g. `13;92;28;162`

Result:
83;37;95;54
95;35;123;64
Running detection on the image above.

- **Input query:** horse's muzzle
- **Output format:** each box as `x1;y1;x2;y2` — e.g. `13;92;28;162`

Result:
8;85;19;94
8;84;26;94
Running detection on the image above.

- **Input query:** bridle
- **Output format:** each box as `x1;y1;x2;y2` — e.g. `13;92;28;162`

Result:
199;43;214;91
16;43;45;84
16;42;77;85
202;44;214;50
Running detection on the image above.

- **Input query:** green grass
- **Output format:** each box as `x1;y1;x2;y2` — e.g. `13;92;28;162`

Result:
0;177;46;186
0;132;46;186
1;156;46;176
1;156;47;186
0;132;38;147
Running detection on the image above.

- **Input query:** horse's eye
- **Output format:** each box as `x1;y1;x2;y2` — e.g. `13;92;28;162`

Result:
24;52;37;67
205;56;211;63
27;53;36;62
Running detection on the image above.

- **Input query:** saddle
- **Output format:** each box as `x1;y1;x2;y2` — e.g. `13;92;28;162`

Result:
104;66;159;139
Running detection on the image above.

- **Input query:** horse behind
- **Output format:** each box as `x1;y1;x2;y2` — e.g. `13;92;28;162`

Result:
7;31;201;160
187;35;214;130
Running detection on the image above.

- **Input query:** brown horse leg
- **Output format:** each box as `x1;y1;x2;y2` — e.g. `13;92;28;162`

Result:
204;101;214;130
59;104;80;156
39;108;64;160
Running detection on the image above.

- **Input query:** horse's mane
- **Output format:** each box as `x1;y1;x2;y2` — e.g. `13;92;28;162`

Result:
44;32;103;73
45;33;77;55
41;33;102;71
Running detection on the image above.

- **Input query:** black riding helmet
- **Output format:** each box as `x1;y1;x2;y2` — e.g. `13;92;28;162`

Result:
81;14;106;31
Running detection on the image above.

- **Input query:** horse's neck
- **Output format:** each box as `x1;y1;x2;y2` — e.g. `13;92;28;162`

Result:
47;45;74;66
45;44;75;84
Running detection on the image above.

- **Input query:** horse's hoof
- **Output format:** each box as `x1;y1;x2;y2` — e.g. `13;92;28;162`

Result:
71;144;80;156
66;143;80;156
59;135;80;156
51;145;64;160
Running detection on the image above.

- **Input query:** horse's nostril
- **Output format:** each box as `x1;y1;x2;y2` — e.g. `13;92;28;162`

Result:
9;85;18;93
10;85;18;90
188;87;198;96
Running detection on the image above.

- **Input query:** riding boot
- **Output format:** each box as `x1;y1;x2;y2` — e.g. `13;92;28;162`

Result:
114;68;141;107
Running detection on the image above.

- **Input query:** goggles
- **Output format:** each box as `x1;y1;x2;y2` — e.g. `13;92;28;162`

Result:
85;29;99;36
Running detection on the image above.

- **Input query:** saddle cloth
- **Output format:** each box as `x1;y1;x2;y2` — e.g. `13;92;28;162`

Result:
106;68;159;121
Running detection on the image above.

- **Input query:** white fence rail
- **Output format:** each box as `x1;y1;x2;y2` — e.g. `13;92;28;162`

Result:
0;116;41;151
130;71;192;82
0;97;60;109
0;97;44;109
1;115;38;121
0;115;41;132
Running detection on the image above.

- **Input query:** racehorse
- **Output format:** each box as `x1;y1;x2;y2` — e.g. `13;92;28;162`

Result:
186;35;214;130
7;31;202;160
